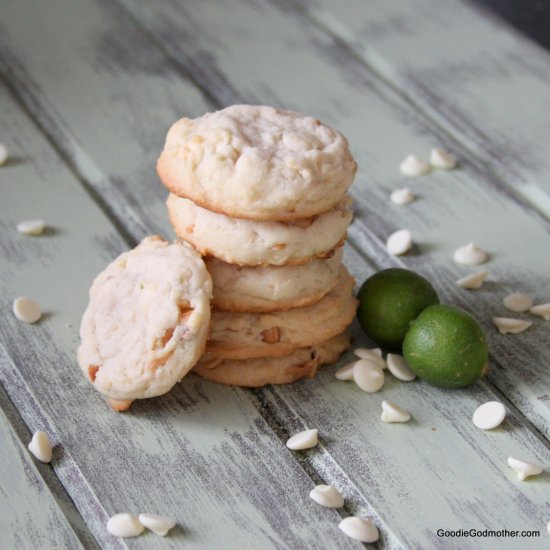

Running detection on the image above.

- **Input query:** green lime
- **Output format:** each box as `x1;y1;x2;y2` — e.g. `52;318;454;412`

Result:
357;268;439;350
402;304;488;388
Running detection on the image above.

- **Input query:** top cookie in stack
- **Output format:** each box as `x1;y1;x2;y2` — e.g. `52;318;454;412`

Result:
158;105;358;386
158;105;356;222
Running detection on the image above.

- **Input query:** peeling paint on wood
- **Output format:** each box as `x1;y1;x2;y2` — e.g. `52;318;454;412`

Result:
0;0;549;548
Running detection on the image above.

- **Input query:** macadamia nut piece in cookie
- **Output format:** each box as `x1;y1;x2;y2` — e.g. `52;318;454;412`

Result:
78;236;212;404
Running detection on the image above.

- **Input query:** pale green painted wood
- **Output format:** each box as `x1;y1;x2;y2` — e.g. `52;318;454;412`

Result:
116;0;550;435
0;0;549;548
294;0;550;219
0;80;362;549
0;386;89;550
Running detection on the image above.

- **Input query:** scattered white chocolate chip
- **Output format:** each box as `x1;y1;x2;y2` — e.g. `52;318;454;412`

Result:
503;293;533;313
0;144;7;166
386;229;412;256
335;361;357;381
456;270;488;290
430;147;457;170
390;187;415;206
338;517;379;543
453;243;487;265
138;514;176;536
354;347;382;358
354;348;386;369
309;485;344;508
400;154;430;177
381;400;411;423
492;317;533;335
529;303;550;321
28;431;53;463
107;514;145;538
16;219;46;236
13;297;42;324
286;429;318;450
472;401;506;430
386;354;416;382
507;457;544;481
353;360;384;393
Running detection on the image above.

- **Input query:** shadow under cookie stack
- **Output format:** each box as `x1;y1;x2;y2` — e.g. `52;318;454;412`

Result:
158;105;358;387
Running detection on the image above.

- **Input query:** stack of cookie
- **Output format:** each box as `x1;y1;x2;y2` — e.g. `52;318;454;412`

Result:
158;105;358;387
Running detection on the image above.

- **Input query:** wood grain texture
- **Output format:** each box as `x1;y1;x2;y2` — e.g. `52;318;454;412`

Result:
0;384;92;550
112;0;550;436
0;0;549;547
0;80;363;549
293;0;550;219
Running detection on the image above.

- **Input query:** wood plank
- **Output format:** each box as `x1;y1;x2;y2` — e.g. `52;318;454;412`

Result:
0;384;91;550
109;0;550;435
291;0;550;219
1;0;549;546
0;81;364;549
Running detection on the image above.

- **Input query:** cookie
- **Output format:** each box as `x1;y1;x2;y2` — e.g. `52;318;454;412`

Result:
193;332;350;387
206;267;357;359
157;105;357;221
77;236;212;402
206;248;343;312
167;193;352;266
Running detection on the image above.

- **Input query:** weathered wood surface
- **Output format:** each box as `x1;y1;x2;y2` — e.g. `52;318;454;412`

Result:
0;383;94;550
294;0;550;219
0;0;549;548
112;0;550;433
0;81;363;549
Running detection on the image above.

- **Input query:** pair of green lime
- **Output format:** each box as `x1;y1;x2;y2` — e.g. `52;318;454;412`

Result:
357;269;488;388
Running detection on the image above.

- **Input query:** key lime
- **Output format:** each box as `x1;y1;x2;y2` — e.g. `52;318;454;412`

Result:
402;304;488;388
357;268;439;350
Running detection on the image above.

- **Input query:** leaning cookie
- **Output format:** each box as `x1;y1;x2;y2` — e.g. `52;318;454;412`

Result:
193;332;350;387
207;248;343;313
77;236;212;409
167;193;352;266
157;105;357;221
206;267;357;360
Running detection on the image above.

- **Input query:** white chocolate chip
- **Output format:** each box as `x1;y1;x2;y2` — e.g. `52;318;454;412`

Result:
456;270;488;290
507;457;544;481
529;303;550;321
472;401;506;430
286;429;318;450
503;293;533;313
354;347;382;358
430;147;457;169
353;360;384;393
309;485;344;508
13;297;42;324
453;243;487;265
16;219;46;236
0;144;8;166
339;517;379;543
390;187;415;205
386;229;412;256
107;514;145;538
335;361;357;381
381;400;411;423
386;354;416;382
354;348;386;369
28;431;53;463
492;317;533;334
138;514;176;536
400;154;430;177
